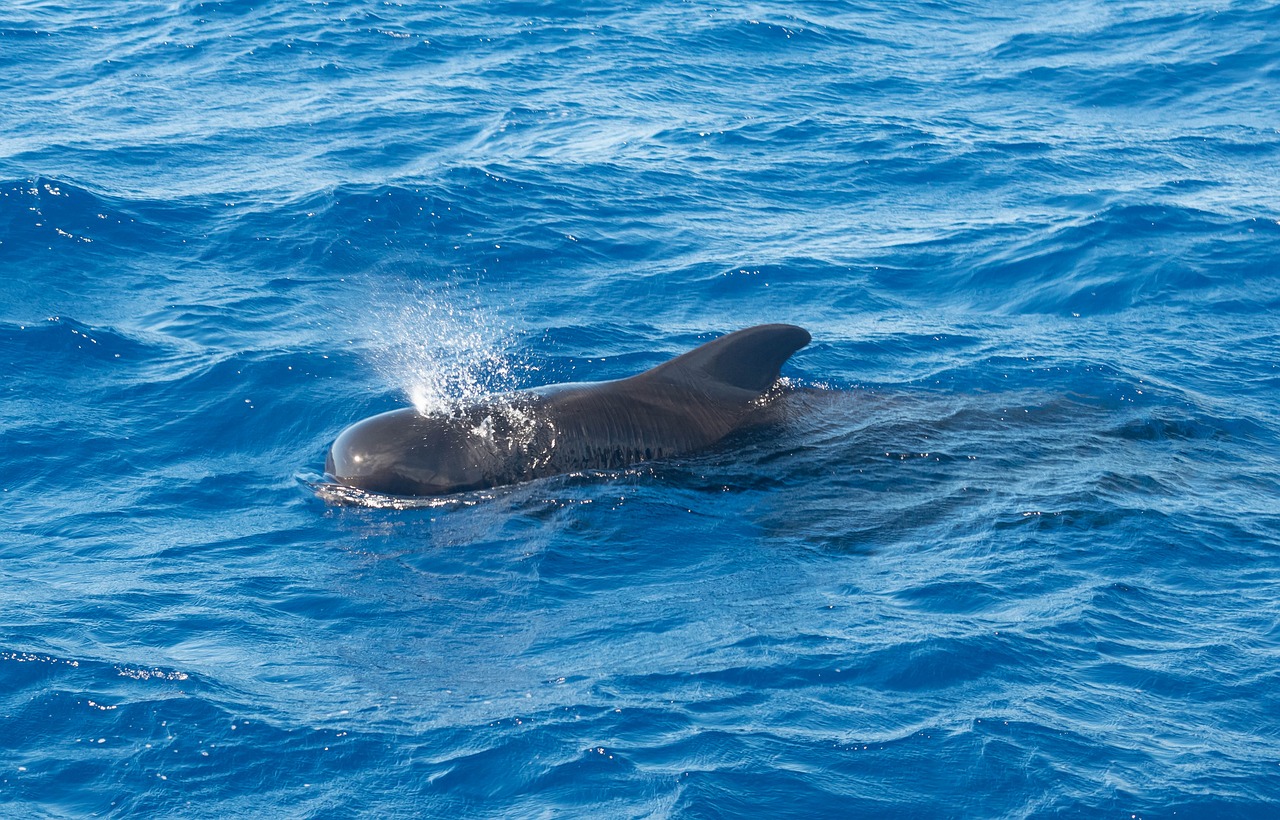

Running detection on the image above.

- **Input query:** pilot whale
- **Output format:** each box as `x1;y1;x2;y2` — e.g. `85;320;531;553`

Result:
325;323;811;496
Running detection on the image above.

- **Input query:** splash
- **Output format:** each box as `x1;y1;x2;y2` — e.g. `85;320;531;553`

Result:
310;479;492;510
365;285;521;416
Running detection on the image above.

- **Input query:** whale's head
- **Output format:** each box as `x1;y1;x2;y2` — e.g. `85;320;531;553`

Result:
325;402;543;497
325;407;480;496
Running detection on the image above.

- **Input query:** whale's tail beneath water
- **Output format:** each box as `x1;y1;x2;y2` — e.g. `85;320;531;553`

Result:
641;323;812;394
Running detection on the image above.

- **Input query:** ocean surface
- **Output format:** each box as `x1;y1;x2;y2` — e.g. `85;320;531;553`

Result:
3;0;1280;817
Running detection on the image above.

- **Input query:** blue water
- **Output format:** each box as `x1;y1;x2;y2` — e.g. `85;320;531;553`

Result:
3;0;1280;816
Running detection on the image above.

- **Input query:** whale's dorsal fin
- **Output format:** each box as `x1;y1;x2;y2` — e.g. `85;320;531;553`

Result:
645;324;811;393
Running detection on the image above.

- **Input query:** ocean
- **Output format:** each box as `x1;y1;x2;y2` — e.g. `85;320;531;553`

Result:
2;0;1279;817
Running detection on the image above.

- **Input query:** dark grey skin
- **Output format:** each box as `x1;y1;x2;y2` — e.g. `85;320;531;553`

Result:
325;324;811;496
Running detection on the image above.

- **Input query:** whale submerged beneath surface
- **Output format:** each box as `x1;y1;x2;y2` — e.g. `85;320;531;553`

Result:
324;323;811;497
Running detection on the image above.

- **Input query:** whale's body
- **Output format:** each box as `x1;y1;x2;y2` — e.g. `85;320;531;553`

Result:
325;324;811;497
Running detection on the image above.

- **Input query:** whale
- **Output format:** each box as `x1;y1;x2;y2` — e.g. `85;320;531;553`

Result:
324;323;811;497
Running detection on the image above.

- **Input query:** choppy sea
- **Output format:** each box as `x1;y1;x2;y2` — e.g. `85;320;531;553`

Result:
3;1;1280;817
